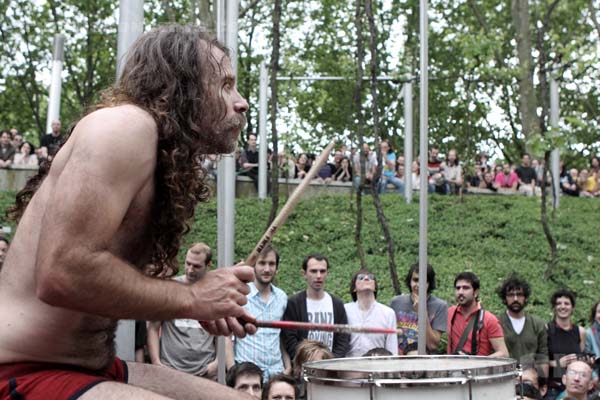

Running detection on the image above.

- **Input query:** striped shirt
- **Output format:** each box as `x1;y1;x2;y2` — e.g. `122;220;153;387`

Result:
234;282;288;381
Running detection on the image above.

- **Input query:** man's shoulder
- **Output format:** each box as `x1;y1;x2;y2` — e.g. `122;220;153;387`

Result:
525;313;547;329
287;290;306;302
427;295;448;309
327;292;345;305
390;294;412;309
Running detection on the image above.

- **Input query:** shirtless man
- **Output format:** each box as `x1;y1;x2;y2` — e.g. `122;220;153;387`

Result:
0;25;257;400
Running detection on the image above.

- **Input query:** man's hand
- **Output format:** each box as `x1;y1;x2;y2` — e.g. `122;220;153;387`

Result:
194;265;257;337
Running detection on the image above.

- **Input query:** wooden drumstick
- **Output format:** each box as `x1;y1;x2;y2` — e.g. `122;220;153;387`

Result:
245;141;336;266
256;320;403;335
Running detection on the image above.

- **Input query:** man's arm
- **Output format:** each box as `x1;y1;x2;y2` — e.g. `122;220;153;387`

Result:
34;107;255;334
489;337;509;358
280;299;301;360
332;298;350;358
281;344;292;375
147;320;163;365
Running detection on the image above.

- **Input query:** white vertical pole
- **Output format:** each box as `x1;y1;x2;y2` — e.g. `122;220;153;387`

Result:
114;0;144;362
550;79;560;209
417;0;429;356
403;82;413;203
216;0;240;384
258;61;269;200
116;0;144;80
46;34;65;134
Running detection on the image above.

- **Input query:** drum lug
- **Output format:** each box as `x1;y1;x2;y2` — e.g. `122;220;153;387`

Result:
464;369;473;400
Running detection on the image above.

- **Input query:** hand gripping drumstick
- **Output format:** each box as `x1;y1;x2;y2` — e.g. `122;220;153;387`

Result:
244;141;336;266
256;320;403;335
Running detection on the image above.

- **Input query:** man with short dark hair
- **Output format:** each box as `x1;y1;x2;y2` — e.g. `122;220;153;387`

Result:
516;153;537;196
40;119;63;159
281;254;349;359
229;245;290;380
0;237;9;271
447;272;508;357
226;362;263;399
390;263;447;354
240;133;260;190
496;275;549;377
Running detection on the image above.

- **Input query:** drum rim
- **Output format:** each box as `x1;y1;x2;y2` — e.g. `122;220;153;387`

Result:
303;355;517;385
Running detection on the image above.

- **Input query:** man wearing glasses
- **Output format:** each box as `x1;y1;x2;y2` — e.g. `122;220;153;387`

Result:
561;361;594;400
344;270;398;357
496;275;549;378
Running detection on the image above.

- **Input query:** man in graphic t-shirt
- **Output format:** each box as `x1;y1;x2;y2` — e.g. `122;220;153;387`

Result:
281;253;349;359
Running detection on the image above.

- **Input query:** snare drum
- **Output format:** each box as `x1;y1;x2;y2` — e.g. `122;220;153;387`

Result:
303;355;517;400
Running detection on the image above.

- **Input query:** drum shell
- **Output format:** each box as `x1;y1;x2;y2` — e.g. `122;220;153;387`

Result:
303;355;518;400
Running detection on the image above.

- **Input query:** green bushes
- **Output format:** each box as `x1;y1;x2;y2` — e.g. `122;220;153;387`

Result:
1;191;598;325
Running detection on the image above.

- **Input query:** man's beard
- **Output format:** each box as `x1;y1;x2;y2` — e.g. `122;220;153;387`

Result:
206;114;247;154
508;301;525;313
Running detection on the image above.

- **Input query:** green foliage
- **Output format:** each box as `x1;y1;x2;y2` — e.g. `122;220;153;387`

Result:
179;193;600;326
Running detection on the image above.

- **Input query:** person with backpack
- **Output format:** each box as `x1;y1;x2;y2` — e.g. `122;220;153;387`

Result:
447;272;508;357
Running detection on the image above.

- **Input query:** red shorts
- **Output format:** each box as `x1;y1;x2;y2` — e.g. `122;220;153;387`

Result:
0;357;128;400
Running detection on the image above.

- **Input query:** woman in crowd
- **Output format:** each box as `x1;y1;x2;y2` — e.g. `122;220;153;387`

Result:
292;340;333;400
546;289;587;400
333;157;352;182
12;141;39;168
585;301;600;359
441;149;462;194
261;374;298;400
294;153;309;179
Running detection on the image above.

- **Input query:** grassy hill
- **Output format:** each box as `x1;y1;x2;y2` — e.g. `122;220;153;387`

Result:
1;191;598;326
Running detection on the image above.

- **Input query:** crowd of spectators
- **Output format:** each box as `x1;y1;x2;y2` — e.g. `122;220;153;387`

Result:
229;136;600;199
0;120;66;171
130;241;600;400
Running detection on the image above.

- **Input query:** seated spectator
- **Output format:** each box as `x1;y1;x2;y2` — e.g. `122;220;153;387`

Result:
0;236;9;272
344;269;398;357
495;163;519;190
363;347;393;357
12;141;39;168
294;153;309;179
441;149;463;194
532;158;544;187
479;170;499;192
467;162;484;188
262;374;298;400
226;362;264;399
590;157;600;175
378;140;404;194
291;340;333;380
353;143;377;189
516;367;547;399
560;361;594;400
40;119;63;159
410;161;421;190
11;131;23;150
577;169;594;198
427;146;445;194
0;130;15;169
333;157;353;182
560;162;579;197
516;154;537;196
585;301;600;359
328;150;343;176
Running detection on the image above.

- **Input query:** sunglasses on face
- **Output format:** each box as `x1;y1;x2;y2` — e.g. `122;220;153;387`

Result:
357;273;375;281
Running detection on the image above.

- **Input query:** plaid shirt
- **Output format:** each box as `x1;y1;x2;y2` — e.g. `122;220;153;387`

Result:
234;282;288;380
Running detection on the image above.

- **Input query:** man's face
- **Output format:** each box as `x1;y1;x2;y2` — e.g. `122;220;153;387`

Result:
505;289;526;313
522;155;531;166
0;133;10;146
455;279;477;307
562;361;593;396
51;121;61;134
303;258;328;293
234;373;262;399
248;134;257;149
255;251;277;285
203;49;248;154
0;240;8;265
184;251;209;283
334;151;342;164
410;271;428;297
354;272;376;295
430;148;439;159
267;381;295;400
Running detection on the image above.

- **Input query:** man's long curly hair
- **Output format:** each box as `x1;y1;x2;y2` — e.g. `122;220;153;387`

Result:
8;25;236;276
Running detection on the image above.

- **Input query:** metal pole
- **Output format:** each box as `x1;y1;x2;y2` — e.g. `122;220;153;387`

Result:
276;75;398;81
216;0;240;384
114;0;144;362
46;34;65;134
116;0;144;80
258;61;269;200
417;0;429;356
550;79;560;209
404;82;413;203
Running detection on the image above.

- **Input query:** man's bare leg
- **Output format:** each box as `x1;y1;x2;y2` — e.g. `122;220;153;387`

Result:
125;362;255;400
79;381;173;399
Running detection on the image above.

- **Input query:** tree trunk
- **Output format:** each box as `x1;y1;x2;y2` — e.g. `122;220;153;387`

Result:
541;150;558;279
511;0;539;152
267;0;282;226
353;0;366;269
365;0;400;295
